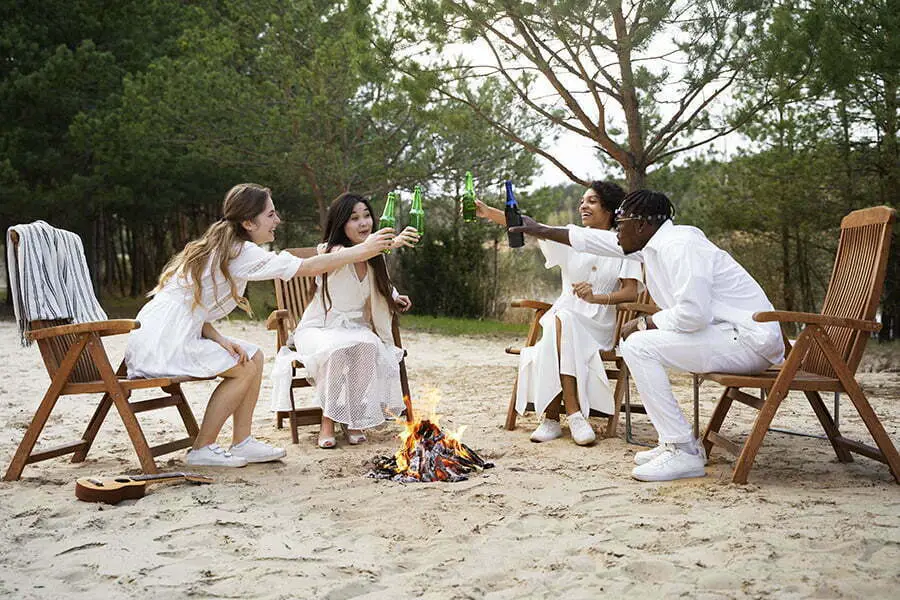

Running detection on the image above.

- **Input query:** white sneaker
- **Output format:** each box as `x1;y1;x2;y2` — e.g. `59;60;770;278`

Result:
186;444;248;468
635;442;708;466
530;418;563;443
631;444;706;482
634;444;667;466
229;436;287;463
567;412;596;446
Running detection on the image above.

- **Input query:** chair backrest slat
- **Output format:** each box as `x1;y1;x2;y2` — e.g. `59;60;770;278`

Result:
802;206;895;377
273;247;319;330
612;266;655;343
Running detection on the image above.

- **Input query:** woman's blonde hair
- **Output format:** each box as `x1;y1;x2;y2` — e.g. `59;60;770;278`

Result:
152;183;272;316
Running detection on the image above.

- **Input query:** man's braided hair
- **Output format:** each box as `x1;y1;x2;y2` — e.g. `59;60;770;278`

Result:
617;189;675;224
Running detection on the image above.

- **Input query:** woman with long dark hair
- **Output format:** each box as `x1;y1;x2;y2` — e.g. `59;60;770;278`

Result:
272;192;418;448
477;181;642;445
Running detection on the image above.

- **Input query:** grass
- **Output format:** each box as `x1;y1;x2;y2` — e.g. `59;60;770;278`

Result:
397;314;528;337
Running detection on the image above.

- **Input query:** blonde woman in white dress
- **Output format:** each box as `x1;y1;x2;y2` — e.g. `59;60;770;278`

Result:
125;184;396;467
477;181;642;445
273;193;418;449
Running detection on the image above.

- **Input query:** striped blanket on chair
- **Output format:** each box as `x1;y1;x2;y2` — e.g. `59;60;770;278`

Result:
6;221;108;346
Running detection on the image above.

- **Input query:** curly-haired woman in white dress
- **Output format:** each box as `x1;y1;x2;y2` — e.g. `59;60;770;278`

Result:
477;181;642;445
272;193;418;448
125;184;396;467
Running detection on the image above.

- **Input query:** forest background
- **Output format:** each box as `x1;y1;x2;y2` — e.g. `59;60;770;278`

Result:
2;0;898;341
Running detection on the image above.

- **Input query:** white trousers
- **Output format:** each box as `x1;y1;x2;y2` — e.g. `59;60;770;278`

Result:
620;323;772;444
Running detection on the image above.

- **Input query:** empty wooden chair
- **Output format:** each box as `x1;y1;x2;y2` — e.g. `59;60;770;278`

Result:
266;247;410;443
698;206;900;484
4;229;205;481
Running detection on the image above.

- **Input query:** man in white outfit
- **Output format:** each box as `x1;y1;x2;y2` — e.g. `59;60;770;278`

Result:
511;190;784;482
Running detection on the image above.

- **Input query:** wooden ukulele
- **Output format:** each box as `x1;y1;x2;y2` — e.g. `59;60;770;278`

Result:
75;472;213;504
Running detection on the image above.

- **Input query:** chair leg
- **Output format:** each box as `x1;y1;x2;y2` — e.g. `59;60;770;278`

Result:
701;387;735;458
87;337;158;474
692;374;700;439
809;326;900;483
504;376;519;431
842;384;900;483
166;383;200;438
4;385;65;481
4;334;88;481
289;389;300;445
605;366;625;438
72;391;114;463
732;386;789;484
805;391;853;463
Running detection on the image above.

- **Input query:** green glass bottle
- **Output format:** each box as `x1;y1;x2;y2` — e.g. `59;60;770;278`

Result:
409;185;425;239
462;171;477;223
379;192;398;254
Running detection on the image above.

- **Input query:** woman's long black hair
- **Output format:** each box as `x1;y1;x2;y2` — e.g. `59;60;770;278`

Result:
318;193;395;316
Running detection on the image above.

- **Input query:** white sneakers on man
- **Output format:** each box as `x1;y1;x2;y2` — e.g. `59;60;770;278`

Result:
631;443;706;482
229;436;287;463
186;444;248;468
634;442;708;466
530;417;563;442
567;412;597;446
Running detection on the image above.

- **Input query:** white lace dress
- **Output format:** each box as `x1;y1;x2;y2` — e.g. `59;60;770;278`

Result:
125;242;302;378
515;240;643;417
270;261;405;430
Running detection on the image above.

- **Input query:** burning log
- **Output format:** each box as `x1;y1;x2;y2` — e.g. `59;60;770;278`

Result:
369;396;494;483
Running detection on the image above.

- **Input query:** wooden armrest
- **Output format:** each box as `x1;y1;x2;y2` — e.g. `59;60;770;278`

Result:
510;299;552;311
753;311;881;332
266;309;290;330
26;319;140;341
618;302;659;315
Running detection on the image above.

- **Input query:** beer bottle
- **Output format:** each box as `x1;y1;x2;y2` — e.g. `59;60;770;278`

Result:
462;171;477;223
409;185;425;238
504;180;524;248
378;192;398;254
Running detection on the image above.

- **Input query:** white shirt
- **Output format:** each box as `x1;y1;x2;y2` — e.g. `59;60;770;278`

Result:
568;220;784;364
539;239;643;332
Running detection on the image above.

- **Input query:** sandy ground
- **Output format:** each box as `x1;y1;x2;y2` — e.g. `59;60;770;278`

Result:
0;319;898;600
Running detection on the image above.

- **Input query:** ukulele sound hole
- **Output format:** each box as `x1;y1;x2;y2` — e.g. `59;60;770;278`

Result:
114;478;131;483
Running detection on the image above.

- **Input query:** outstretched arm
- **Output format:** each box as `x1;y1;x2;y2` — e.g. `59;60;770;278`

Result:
291;228;395;277
474;199;507;226
509;215;572;246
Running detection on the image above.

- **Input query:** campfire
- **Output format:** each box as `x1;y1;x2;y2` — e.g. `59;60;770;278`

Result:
369;392;494;483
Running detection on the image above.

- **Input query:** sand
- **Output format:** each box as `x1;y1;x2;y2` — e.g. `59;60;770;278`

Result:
0;319;898;599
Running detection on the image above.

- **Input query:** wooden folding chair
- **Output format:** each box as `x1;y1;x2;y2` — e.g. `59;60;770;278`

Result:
503;289;657;439
698;206;900;484
4;230;205;481
266;248;411;443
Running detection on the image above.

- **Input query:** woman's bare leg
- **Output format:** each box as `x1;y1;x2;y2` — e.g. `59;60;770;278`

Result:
193;359;256;448
231;350;264;445
319;416;336;442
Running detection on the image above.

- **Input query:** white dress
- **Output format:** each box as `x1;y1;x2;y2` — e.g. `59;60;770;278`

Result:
270;260;405;430
125;242;302;378
515;240;643;417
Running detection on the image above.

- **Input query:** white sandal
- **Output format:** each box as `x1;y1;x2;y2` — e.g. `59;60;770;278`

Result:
318;435;336;449
346;431;367;445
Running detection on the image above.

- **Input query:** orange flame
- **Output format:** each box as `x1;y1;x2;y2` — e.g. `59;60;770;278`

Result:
371;390;489;483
